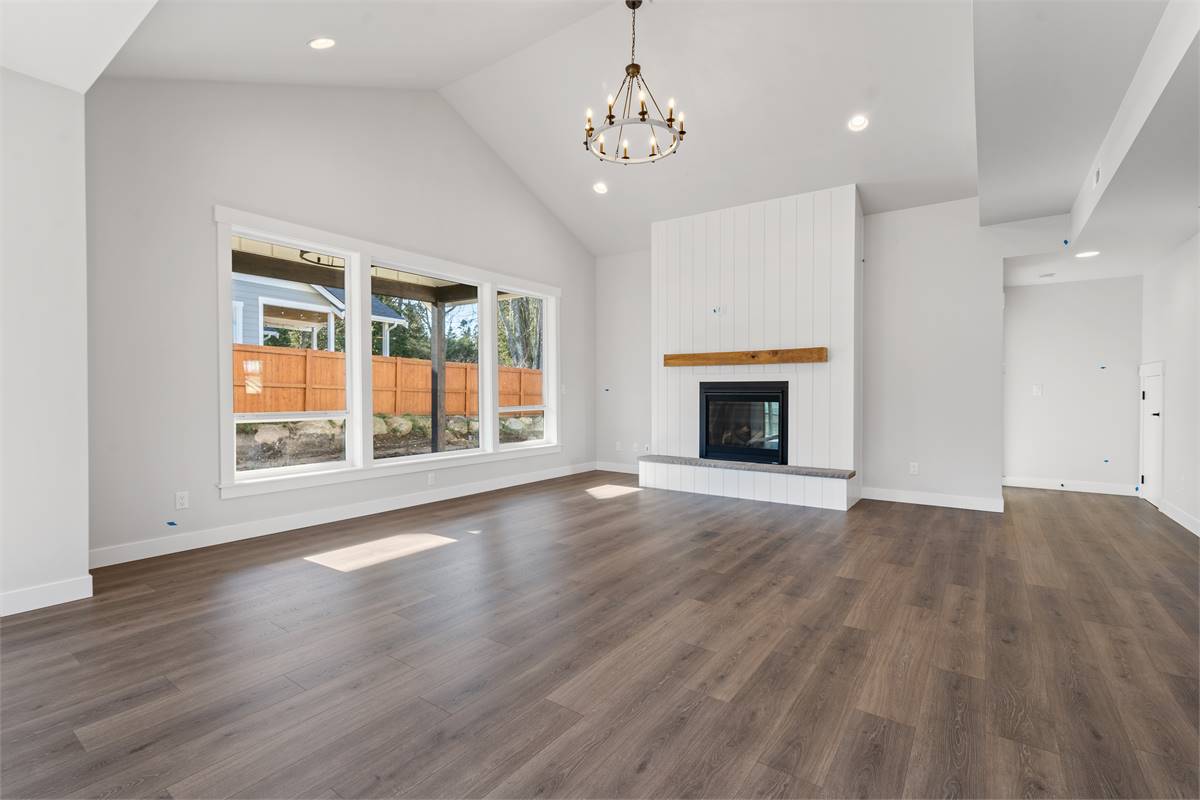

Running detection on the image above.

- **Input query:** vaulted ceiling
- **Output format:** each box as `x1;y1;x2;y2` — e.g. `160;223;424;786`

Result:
99;0;1188;262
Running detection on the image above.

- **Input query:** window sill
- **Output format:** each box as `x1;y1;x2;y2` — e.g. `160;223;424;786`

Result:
219;442;563;499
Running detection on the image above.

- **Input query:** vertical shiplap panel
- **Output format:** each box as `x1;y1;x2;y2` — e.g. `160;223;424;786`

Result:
764;199;781;378
675;217;692;456
812;190;832;468
748;202;765;373
779;196;798;461
705;212;720;353
738;470;755;500
650;223;663;454
665;221;680;456
794;193;815;467
720;209;735;376
829;186;854;468
753;472;772;502
692;217;706;350
733;205;750;358
769;473;788;504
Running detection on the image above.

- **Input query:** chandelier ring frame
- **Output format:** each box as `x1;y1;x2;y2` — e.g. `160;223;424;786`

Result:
587;117;679;165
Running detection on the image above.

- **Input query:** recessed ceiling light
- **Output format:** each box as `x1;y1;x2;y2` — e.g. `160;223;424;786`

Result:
308;37;336;50
592;181;608;195
847;114;869;132
1074;250;1100;258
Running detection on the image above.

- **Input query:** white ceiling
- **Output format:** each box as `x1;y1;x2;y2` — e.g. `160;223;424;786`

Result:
96;0;1184;259
443;1;980;255
1;0;158;92
974;0;1167;226
104;0;605;89
1005;38;1198;287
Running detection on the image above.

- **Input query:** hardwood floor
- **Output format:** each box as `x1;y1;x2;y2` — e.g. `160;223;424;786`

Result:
2;471;1197;799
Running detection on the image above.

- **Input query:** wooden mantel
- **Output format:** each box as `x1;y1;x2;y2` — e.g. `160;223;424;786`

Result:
663;347;828;367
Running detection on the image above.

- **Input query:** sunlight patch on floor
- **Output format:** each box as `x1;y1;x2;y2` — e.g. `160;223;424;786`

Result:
585;484;643;500
304;533;457;572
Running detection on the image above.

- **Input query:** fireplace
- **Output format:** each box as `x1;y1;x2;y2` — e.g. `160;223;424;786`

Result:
699;381;788;465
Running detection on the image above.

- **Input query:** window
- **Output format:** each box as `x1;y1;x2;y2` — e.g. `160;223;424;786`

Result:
230;236;351;474
369;265;479;460
216;207;560;497
496;291;546;445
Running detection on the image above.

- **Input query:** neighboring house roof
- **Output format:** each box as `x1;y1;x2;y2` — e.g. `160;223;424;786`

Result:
316;286;406;324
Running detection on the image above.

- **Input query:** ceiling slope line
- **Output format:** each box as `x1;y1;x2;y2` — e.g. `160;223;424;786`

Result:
1070;0;1200;241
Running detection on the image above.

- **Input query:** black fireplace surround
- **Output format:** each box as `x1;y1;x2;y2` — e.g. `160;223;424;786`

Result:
699;381;788;465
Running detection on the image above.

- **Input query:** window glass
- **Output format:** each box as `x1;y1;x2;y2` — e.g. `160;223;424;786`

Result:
496;292;545;444
371;266;479;459
231;236;348;471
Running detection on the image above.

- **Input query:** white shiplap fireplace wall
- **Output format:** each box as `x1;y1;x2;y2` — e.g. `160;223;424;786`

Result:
643;184;863;510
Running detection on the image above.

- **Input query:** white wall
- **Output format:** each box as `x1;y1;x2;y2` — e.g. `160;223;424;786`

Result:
1003;277;1142;494
1141;233;1199;533
86;78;595;564
646;185;863;508
594;250;651;472
1;68;93;614
862;198;1066;511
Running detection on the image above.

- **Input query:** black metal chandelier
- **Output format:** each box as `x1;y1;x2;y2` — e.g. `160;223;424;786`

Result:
583;0;685;165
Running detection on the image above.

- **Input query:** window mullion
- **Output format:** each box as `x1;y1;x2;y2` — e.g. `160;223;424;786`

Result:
354;252;374;468
478;280;498;453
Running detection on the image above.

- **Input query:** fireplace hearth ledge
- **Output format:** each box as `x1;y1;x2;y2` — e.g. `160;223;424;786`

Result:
638;454;855;480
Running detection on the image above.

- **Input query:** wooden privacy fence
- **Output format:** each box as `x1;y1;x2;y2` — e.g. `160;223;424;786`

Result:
232;344;542;415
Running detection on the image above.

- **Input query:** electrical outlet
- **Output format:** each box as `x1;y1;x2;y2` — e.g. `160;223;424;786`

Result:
643;443;650;452
427;473;435;486
631;442;639;453
174;490;189;510
1032;383;1043;397
615;441;622;452
908;462;919;476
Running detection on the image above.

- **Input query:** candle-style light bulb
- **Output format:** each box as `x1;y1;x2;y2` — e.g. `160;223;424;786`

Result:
622;139;630;160
606;94;615;123
678;112;686;134
649;134;657;156
597;133;606;155
586;108;593;123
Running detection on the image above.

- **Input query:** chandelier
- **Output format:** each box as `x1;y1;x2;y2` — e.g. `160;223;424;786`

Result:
583;0;685;165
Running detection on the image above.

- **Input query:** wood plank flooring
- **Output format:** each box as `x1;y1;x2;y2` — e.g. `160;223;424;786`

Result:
2;472;1197;799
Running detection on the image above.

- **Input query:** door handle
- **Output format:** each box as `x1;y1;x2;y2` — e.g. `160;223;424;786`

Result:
1152;412;1161;417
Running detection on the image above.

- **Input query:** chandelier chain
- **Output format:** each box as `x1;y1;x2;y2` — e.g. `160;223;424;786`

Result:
630;5;637;63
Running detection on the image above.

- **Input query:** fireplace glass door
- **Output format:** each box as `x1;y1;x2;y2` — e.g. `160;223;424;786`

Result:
699;382;788;464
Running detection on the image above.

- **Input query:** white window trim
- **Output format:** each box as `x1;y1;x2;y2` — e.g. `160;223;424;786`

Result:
257;294;339;350
232;300;244;344
495;287;557;450
214;205;562;499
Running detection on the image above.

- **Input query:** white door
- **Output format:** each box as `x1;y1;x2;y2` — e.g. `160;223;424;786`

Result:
1140;369;1164;506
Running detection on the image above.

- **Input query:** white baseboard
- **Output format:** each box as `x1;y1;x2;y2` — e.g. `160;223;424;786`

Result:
90;462;600;569
1002;476;1138;496
1159;499;1200;537
1;574;93;617
594;460;639;474
860;486;1004;513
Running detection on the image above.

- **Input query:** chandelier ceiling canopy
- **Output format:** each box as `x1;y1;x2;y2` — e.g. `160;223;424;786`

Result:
583;0;685;165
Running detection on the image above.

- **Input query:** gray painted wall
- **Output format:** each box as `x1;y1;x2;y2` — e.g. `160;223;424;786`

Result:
86;78;596;555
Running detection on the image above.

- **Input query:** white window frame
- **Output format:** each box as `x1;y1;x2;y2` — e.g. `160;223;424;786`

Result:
495;288;558;451
257;295;338;351
214;205;562;499
231;300;244;344
367;260;485;465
